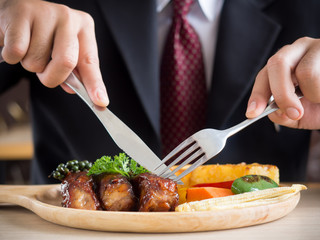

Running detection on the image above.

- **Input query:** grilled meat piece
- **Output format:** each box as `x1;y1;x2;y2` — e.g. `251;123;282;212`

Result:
133;172;179;212
95;173;136;211
61;171;101;210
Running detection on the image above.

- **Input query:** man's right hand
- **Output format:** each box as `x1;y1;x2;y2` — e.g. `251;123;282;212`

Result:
0;0;109;107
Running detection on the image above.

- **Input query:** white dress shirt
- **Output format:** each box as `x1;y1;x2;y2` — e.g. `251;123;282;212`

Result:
157;0;224;89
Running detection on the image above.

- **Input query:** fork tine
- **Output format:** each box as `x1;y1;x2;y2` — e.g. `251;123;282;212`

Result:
153;137;195;172
160;148;204;179
156;141;199;176
173;155;207;182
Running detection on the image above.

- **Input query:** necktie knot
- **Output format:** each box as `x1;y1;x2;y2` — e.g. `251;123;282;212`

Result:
173;0;194;19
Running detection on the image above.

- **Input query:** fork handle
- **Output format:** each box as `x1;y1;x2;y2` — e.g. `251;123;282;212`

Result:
224;88;303;138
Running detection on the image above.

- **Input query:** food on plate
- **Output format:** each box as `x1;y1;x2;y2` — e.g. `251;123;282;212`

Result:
94;173;136;211
231;175;279;194
173;163;280;188
87;154;148;178
51;155;305;213
61;171;101;210
132;172;179;212
51;160;92;181
186;187;234;202
191;180;234;189
50;153;178;212
174;163;280;204
175;184;307;212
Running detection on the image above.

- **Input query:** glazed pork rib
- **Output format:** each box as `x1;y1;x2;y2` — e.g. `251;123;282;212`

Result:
61;172;101;210
54;154;179;212
60;171;179;212
133;172;179;212
95;173;136;211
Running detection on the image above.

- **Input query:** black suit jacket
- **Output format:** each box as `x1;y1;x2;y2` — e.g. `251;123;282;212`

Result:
1;0;318;183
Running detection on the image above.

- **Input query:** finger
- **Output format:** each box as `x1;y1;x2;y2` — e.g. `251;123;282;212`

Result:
267;108;298;128
1;16;31;64
246;66;272;118
267;41;307;120
20;12;54;73
37;6;79;88
76;11;109;107
60;82;76;94
295;40;320;103
267;97;319;129
59;69;81;94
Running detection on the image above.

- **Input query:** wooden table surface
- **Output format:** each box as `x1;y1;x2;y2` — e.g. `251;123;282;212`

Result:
0;183;319;240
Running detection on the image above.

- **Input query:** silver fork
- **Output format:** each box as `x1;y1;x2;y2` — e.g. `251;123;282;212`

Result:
154;88;303;182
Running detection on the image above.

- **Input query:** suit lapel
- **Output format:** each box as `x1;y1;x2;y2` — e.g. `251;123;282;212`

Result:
96;0;160;136
207;0;281;128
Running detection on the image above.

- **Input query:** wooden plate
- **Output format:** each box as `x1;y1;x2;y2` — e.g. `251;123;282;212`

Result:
0;184;300;233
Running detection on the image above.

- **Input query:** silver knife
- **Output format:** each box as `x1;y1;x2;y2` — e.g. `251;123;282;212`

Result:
65;73;175;178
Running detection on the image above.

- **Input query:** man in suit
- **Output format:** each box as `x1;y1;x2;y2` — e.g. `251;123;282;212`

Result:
0;0;319;183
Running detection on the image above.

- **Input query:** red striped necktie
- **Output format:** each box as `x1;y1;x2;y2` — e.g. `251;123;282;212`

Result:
160;0;207;157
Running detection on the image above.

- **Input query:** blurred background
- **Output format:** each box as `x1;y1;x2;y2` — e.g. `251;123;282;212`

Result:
0;80;319;184
0;79;32;184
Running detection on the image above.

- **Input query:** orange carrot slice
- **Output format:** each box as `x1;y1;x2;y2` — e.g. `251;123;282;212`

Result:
186;187;234;202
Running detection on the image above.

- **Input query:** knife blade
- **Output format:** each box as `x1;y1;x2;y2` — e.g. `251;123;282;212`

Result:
64;73;175;178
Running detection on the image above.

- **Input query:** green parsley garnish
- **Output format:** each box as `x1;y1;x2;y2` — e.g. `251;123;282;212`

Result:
87;153;149;178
